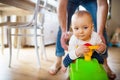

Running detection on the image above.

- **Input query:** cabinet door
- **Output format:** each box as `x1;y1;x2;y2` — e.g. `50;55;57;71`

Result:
25;11;59;46
44;11;59;45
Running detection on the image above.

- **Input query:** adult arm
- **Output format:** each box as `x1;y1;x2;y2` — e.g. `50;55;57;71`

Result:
57;0;69;50
97;0;108;43
57;0;68;32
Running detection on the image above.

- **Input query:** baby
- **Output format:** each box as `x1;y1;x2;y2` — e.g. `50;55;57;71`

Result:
62;10;106;72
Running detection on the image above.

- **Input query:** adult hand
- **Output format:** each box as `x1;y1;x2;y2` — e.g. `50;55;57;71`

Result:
60;32;69;51
98;33;106;44
96;43;106;53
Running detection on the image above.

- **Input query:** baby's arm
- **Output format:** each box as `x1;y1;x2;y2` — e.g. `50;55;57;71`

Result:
62;45;90;72
94;32;107;54
75;45;90;57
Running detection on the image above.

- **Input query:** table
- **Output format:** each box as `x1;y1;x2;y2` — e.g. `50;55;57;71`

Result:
0;0;36;16
0;0;36;54
0;0;58;53
0;0;35;11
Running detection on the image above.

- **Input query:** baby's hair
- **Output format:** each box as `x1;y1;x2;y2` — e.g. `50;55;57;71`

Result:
72;10;93;22
71;10;95;31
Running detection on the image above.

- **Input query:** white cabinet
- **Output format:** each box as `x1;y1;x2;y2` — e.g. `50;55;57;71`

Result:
43;11;59;45
25;11;59;46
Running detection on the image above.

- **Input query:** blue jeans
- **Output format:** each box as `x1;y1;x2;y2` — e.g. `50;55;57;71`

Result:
56;0;108;58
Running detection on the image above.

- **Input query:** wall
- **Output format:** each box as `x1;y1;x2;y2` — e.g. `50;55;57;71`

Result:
107;0;120;41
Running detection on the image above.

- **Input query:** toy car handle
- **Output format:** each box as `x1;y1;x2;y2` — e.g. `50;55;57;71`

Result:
84;45;99;61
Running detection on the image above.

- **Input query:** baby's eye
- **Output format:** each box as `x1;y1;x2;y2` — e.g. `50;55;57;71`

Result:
74;27;79;30
83;26;88;29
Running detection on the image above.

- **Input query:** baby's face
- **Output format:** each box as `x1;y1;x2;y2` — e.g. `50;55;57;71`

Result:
71;14;93;41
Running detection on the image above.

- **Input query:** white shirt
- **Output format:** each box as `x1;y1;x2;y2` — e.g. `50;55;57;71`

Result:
68;31;102;60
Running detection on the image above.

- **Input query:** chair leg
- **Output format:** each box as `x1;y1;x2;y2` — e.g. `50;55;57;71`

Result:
41;31;47;60
8;28;12;68
1;27;4;54
34;28;40;67
17;29;21;59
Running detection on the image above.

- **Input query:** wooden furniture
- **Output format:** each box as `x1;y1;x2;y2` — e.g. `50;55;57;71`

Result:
0;0;35;12
0;1;35;54
0;0;47;67
0;19;4;54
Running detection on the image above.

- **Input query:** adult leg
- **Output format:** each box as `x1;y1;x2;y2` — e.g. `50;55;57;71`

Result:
67;0;81;30
49;0;80;75
49;27;64;75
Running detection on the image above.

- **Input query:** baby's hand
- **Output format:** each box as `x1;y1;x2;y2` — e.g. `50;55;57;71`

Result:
75;45;90;57
96;43;106;53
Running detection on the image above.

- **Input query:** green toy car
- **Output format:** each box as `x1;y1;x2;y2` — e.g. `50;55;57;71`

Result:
69;58;108;80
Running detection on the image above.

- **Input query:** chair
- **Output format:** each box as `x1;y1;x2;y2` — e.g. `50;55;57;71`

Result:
0;0;47;67
0;26;4;54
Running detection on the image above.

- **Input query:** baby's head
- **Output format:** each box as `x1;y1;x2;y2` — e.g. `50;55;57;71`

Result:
71;10;94;41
